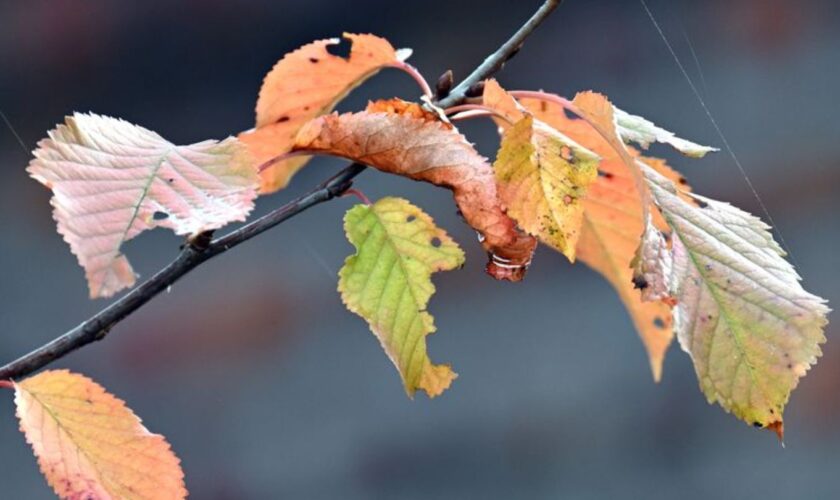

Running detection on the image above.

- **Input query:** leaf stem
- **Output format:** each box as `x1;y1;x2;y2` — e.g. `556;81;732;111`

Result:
444;104;514;125
392;61;433;98
343;188;372;205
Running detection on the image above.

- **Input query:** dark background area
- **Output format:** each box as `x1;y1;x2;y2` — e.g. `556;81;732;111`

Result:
1;0;839;498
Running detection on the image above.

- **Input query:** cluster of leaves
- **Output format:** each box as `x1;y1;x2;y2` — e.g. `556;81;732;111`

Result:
5;32;829;498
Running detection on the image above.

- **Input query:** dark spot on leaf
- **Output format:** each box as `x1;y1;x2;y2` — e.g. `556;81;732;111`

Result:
431;237;442;248
787;363;793;369
303;106;311;111
695;199;709;209
540;101;547;112
704;264;712;271
309;57;319;63
168;178;175;183
653;317;666;329
276;116;290;123
597;170;614;179
770;408;775;414
153;211;169;221
406;215;416;223
678;177;688;185
632;275;649;290
753;422;763;428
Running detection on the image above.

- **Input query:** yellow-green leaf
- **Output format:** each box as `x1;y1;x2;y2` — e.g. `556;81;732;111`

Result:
494;115;599;260
642;163;829;435
339;197;464;398
14;370;186;499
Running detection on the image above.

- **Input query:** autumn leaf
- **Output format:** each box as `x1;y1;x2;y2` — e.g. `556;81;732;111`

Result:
642;163;829;434
484;80;600;260
292;99;537;281
13;370;186;499
239;33;413;193
28;113;258;298
494;115;599;260
630;212;673;303
513;93;679;380
614;106;718;158
339;197;464;397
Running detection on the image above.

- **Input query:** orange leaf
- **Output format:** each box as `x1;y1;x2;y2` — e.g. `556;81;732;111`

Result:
517;96;686;380
293;99;537;281
240;33;412;193
14;370;186;499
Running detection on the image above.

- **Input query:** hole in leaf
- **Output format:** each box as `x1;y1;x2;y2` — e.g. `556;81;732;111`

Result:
326;39;351;59
406;215;416;223
153;211;169;221
653;317;666;329
431;237;442;248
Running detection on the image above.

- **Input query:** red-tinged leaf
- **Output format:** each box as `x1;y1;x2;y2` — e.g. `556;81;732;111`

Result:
14;370;186;499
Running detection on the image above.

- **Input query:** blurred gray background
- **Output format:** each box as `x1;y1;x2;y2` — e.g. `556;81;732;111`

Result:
1;0;839;498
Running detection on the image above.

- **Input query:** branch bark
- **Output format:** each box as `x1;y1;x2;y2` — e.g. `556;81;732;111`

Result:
0;0;562;381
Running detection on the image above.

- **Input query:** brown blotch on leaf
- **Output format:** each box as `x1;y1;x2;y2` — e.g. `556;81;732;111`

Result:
276;116;290;123
309;57;320;63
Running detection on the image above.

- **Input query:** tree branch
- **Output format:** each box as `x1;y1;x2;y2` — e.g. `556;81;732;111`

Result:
0;0;562;381
436;0;562;108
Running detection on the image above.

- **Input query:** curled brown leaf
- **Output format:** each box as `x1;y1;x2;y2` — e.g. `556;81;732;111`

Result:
292;99;537;280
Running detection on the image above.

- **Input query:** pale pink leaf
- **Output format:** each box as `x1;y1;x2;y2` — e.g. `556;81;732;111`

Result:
28;113;259;298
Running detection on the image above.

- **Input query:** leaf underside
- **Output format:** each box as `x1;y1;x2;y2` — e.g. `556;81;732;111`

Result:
28;113;258;298
643;163;829;431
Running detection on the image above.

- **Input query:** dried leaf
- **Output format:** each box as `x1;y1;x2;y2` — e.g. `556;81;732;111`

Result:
28;113;258;298
14;370;186;499
643;163;829;432
240;33;412;193
339;197;463;397
293;99;537;281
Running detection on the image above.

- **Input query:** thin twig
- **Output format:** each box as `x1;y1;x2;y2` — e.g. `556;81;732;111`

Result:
436;0;562;108
0;0;563;381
